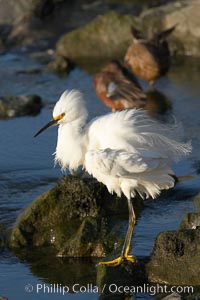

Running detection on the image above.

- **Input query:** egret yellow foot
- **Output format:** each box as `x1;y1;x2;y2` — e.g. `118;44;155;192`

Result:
98;254;136;267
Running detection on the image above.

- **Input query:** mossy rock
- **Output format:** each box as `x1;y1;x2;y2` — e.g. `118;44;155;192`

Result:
9;176;143;257
147;228;200;285
56;11;137;63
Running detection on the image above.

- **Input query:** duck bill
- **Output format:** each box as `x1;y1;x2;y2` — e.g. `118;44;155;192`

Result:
34;119;58;137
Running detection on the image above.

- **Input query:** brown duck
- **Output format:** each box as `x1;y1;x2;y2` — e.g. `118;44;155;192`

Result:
124;25;176;87
93;60;147;112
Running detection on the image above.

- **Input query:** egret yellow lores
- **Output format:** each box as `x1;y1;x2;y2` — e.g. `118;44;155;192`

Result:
34;89;191;266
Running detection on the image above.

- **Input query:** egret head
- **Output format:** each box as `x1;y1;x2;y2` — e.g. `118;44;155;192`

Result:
34;89;88;137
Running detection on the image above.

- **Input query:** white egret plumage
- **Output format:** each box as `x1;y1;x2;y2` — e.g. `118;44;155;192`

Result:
34;89;191;266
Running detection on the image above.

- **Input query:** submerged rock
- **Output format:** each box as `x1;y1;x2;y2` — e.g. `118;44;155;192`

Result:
9;176;143;257
0;94;43;118
147;228;200;285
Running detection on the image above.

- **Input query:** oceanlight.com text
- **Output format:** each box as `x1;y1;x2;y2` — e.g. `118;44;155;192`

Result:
25;283;194;296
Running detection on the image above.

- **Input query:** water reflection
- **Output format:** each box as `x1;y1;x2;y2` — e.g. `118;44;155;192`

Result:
13;247;146;300
13;248;97;289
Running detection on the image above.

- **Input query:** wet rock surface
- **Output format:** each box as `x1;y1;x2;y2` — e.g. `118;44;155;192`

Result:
147;228;200;285
9;175;143;257
0;94;43;118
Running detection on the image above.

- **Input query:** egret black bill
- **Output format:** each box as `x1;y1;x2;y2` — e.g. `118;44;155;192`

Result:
34;119;58;137
34;113;65;137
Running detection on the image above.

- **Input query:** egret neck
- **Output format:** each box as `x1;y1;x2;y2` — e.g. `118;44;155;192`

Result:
55;119;86;172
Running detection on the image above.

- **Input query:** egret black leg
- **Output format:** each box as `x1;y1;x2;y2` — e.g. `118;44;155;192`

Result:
121;198;136;261
99;198;136;266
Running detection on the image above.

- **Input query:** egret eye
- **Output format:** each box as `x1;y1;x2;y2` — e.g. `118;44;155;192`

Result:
53;113;65;121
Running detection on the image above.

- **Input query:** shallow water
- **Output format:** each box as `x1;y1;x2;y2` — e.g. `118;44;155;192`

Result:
0;52;200;300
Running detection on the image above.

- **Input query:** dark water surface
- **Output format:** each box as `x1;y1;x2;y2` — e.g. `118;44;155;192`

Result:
0;52;200;300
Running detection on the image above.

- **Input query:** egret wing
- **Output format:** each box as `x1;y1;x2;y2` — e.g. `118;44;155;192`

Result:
85;148;176;199
86;109;191;162
85;148;168;178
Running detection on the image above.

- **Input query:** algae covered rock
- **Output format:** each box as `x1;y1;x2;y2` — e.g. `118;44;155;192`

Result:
147;228;200;285
9;176;143;257
56;11;137;63
0;94;43;118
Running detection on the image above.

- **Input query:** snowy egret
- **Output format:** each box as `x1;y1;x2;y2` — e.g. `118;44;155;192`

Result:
94;60;146;112
34;89;191;266
124;25;176;87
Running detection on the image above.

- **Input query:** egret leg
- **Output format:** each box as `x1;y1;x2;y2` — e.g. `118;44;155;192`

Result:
99;198;136;267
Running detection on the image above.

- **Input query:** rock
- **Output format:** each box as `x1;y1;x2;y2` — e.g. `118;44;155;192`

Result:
0;297;8;300
56;11;137;64
179;212;200;230
147;228;200;285
0;94;43;118
140;0;200;57
9;176;143;257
